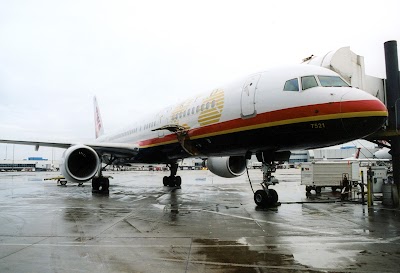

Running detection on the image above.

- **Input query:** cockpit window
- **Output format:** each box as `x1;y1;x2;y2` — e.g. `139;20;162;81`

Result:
301;76;318;90
283;78;299;91
318;76;349;87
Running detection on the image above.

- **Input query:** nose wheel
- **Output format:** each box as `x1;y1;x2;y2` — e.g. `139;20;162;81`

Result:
163;175;182;187
249;160;280;207
254;189;278;206
163;162;182;187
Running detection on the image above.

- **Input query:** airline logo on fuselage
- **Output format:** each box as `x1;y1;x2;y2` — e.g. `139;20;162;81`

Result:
170;89;225;127
198;89;224;126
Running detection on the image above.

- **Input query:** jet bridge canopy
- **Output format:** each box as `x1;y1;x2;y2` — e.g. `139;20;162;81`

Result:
303;46;386;104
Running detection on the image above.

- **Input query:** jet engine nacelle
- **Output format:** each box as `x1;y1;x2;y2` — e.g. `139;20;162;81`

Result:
207;156;247;178
60;145;100;183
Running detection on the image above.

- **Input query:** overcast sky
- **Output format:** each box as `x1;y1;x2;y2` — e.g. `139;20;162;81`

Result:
1;0;399;160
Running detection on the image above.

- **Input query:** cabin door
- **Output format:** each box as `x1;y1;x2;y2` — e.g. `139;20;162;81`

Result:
241;74;260;118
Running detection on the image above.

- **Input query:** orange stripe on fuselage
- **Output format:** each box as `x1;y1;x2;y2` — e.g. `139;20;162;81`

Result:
137;100;387;148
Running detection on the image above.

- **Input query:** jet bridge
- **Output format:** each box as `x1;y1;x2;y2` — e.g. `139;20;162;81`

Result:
303;46;386;104
304;42;400;207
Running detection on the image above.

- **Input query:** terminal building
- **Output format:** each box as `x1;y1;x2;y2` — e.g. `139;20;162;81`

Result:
0;157;58;172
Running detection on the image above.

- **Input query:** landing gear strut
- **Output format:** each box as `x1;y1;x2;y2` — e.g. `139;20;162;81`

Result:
253;161;279;207
163;162;182;187
92;156;115;194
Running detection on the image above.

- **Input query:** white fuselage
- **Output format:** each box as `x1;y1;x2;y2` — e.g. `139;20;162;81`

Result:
94;64;387;163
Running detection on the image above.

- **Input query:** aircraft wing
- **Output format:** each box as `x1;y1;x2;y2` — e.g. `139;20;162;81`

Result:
0;138;139;157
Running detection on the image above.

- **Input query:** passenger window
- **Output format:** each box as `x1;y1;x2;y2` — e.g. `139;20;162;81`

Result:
301;76;318;90
284;78;299;91
318;76;349;87
211;100;216;108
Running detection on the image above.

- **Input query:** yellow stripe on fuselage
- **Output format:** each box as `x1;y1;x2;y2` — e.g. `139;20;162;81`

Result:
138;111;387;148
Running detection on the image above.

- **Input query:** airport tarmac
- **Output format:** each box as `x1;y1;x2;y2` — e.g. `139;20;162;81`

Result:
0;169;399;273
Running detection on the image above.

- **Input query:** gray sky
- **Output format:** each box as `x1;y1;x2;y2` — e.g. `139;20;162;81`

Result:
1;0;399;160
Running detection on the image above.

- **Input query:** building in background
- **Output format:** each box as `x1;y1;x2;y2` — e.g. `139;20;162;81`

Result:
0;157;59;172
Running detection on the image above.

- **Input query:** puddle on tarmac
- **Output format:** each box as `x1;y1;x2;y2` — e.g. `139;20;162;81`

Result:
190;238;316;273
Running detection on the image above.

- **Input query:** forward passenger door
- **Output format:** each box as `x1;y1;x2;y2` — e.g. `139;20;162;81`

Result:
241;74;261;118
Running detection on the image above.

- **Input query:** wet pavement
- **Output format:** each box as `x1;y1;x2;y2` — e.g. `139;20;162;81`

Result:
0;169;399;273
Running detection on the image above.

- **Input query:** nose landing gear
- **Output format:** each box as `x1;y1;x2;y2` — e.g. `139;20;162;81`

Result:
163;162;182;187
249;161;280;207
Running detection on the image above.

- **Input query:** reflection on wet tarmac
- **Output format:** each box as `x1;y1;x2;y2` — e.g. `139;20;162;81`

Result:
192;238;302;273
0;170;399;272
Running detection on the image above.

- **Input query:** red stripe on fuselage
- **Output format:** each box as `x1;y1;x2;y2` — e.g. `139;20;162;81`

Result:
137;100;386;147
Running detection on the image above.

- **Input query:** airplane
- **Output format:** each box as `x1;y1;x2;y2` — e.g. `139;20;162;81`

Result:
342;147;362;161
0;64;388;207
374;147;392;160
341;147;390;165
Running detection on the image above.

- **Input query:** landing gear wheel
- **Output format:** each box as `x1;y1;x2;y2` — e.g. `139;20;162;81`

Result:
163;176;169;186
168;179;175;187
163;163;182;187
306;186;312;193
254;190;268;207
267;189;278;205
92;177;109;194
175;176;182;187
315;186;322;194
92;177;100;191
60;180;67;186
99;177;109;194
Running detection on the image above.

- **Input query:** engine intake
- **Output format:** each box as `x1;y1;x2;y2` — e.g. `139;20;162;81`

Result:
207;156;247;178
60;145;100;183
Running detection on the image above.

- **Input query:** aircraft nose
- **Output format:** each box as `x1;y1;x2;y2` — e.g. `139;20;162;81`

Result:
340;90;388;138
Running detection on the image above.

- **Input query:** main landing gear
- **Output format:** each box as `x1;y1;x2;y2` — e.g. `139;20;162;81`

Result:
253;162;279;207
163;162;182;187
92;158;113;194
92;176;110;194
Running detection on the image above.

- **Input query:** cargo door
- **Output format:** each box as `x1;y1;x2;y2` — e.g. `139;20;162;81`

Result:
241;74;261;118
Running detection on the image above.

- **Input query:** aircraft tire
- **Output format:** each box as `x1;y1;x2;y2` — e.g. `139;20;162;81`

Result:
167;177;176;187
175;176;182;187
92;177;109;194
100;177;109;193
254;190;268;207
268;189;278;205
92;177;100;192
163;176;169;186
